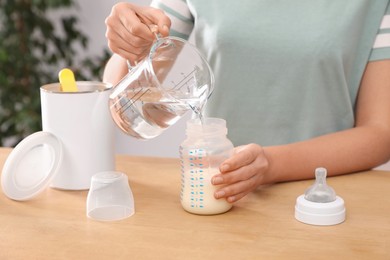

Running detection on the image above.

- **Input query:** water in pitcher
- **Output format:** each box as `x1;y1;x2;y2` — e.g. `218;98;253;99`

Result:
109;86;206;139
108;35;214;139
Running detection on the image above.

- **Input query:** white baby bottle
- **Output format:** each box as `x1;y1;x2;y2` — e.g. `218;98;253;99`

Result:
180;117;234;215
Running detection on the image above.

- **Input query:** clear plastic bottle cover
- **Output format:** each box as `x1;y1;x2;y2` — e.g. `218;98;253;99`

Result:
179;117;234;215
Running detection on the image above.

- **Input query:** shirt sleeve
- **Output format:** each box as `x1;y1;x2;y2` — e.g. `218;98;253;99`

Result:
369;2;390;61
150;0;194;40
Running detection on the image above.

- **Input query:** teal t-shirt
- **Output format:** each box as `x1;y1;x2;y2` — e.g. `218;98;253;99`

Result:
151;0;390;146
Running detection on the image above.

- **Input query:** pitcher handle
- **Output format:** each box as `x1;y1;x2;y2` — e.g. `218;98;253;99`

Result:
126;24;162;72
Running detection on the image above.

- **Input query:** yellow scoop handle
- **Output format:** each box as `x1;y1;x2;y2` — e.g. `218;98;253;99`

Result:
59;68;78;92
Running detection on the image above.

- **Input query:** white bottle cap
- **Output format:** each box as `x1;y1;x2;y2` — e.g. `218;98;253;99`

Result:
295;194;346;226
294;167;346;226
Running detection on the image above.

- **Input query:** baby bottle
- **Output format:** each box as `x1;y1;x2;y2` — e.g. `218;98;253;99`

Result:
180;117;234;215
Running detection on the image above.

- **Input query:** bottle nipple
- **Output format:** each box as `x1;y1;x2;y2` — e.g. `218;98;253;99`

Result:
304;167;337;203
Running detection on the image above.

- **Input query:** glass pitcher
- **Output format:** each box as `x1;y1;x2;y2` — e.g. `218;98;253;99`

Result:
109;35;214;139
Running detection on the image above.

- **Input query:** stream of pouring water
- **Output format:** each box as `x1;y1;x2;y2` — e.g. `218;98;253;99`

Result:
189;103;204;125
189;101;214;187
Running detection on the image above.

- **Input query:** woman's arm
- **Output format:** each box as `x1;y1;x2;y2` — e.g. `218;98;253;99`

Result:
213;59;390;202
103;54;128;85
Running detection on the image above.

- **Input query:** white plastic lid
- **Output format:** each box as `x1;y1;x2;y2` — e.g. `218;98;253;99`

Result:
295;194;346;226
1;131;62;201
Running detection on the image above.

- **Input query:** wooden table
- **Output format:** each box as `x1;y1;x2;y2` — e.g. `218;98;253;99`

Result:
0;147;389;259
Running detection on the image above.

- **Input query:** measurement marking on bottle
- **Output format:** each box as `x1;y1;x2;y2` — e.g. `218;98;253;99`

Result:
187;148;207;208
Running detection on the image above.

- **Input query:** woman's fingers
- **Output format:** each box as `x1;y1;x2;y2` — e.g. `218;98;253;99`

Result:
212;144;270;202
105;2;171;62
219;144;260;172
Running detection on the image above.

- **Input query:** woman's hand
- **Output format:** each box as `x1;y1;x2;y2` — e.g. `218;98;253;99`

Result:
211;144;270;203
105;2;171;64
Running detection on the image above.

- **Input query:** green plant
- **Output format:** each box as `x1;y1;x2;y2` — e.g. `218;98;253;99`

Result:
0;0;110;146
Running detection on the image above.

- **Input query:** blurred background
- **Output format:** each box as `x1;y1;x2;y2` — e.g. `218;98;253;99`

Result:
0;0;187;157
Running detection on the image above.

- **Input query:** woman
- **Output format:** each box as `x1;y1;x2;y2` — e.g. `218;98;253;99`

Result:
103;1;390;203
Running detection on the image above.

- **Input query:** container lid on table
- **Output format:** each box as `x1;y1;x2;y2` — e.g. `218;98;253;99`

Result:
1;131;62;201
